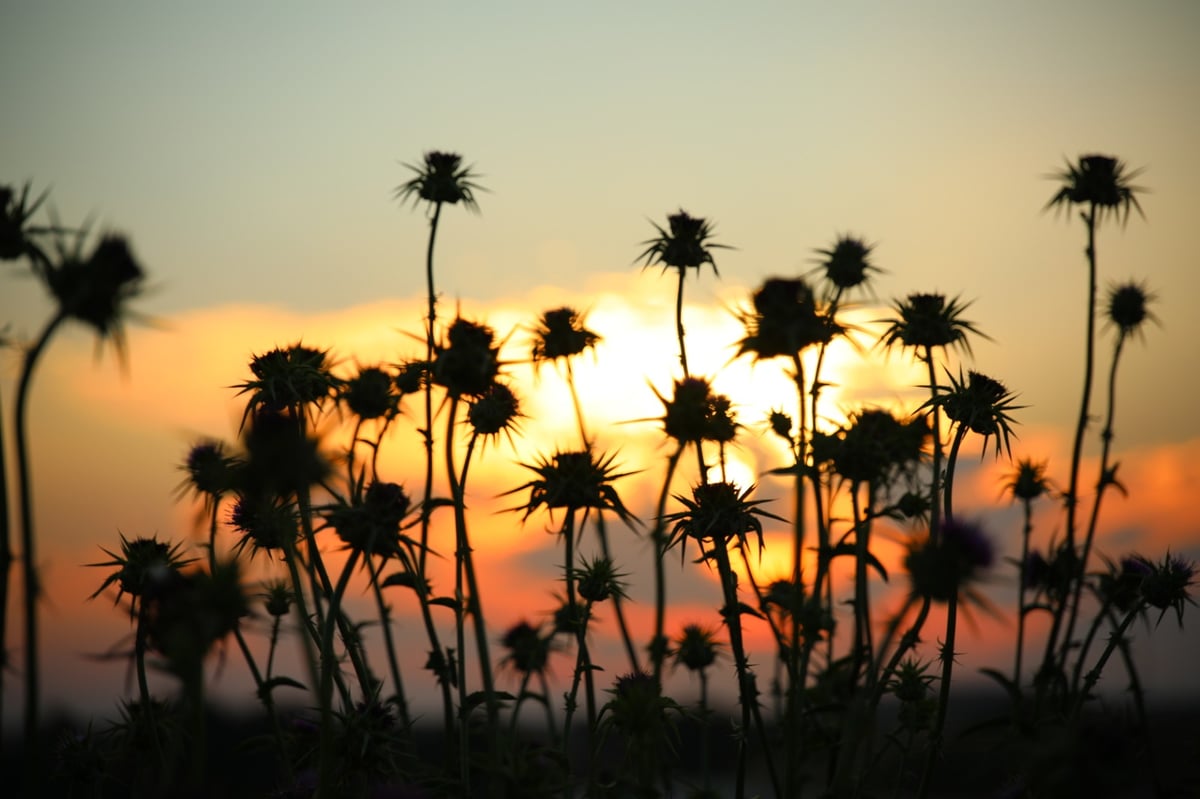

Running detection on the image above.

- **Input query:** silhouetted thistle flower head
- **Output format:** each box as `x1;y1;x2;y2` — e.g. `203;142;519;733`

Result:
0;180;52;267
664;481;782;562
1140;553;1196;627
655;375;738;444
262;579;293;618
342;365;399;420
599;671;682;740
239;408;331;496
46;233;145;356
230;493;300;555
928;369;1022;458
325;481;413;560
574;555;628;604
509;449;636;523
531;306;600;367
143;561;248;680
393;358;428;395
637;209;728;276
1005;457;1052;502
894;490;931;524
1046;154;1145;225
905;517;994;602
180;439;239;502
831;408;928;485
1098;554;1155;615
395;150;482;211
812;234;880;297
673;623;722;672
468;381;522;443
501;620;552;675
89;534;193;617
879;292;986;357
238;343;340;422
433;317;500;398
1105;280;1157;339
737;277;837;360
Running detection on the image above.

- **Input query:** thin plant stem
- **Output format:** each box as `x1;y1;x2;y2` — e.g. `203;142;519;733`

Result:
0;386;11;755
1065;204;1098;555
918;589;958;799
675;268;689;377
712;540;782;799
1073;605;1138;718
1014;497;1034;689
445;403;501;792
14;308;66;767
366;553;411;728
1063;331;1127;670
651;445;684;680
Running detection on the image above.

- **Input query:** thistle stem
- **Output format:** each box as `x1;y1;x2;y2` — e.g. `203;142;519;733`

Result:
14;308;66;771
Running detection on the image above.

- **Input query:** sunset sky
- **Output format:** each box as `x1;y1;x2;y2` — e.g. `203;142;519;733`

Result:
3;2;1199;727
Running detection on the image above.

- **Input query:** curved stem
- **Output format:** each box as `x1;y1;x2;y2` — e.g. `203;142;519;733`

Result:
1066;205;1098;553
366;553;411;728
14;309;66;763
1063;332;1126;669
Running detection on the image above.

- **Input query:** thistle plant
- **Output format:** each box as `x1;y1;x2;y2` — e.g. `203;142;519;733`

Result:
638;209;728;377
5;151;1190;798
1044;154;1144;568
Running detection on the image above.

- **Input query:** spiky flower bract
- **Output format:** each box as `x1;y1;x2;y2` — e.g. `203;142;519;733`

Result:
574;555;628;604
1105;280;1157;339
672;623;722;672
229;494;299;556
1005;457;1052;502
179;440;240;504
237;343;340;422
432;317;500;399
394;151;482;211
1;180;53;269
828;408;928;485
324;482;413;560
927;369;1023;458
531;306;600;367
905;517;994;603
89;534;194;618
500;620;553;675
637;209;728;276
811;234;880;298
341;365;400;421
737;277;837;360
467;381;522;443
508;449;636;524
663;481;782;563
879;292;987;357
1140;553;1196;628
654;376;738;445
1046;154;1145;225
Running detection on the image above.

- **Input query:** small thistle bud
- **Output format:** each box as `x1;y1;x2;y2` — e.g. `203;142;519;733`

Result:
767;409;793;441
1140;553;1195;627
501;620;551;674
468;382;521;439
433;317;500;398
1006;458;1051;501
1105;280;1157;338
905;517;993;602
394;359;428;395
737;277;834;360
574;556;627;604
230;494;299;554
262;580;293;618
658;376;737;444
813;234;879;296
182;440;238;500
342;365;398;420
673;624;721;672
896;490;930;521
395;151;482;210
240;343;339;414
531;306;601;365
